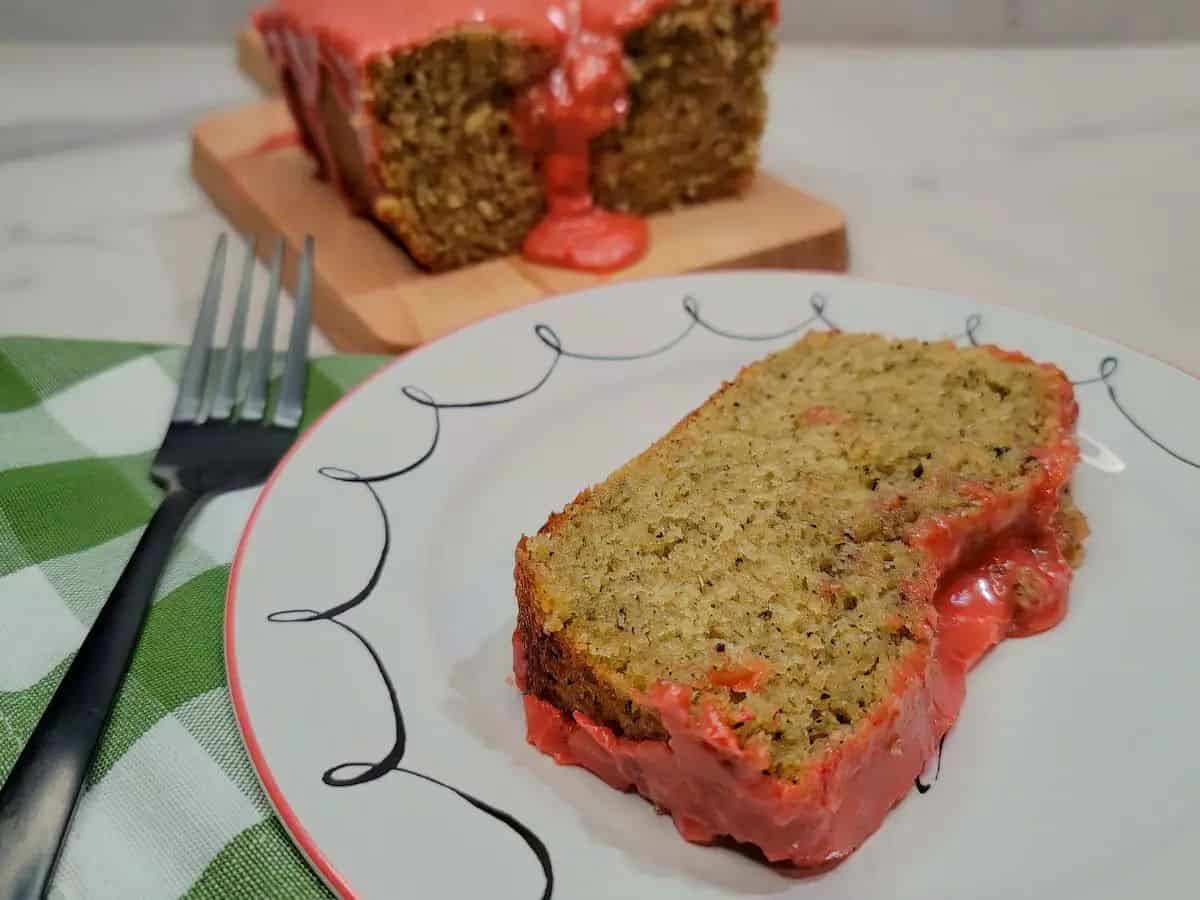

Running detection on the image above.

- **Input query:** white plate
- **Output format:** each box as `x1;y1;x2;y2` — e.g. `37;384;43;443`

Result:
226;272;1200;900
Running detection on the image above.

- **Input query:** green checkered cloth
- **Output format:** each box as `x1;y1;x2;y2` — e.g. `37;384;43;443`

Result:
0;336;390;899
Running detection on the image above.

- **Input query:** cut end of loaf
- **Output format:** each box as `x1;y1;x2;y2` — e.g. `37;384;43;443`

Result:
366;32;553;270
258;0;777;271
591;0;776;214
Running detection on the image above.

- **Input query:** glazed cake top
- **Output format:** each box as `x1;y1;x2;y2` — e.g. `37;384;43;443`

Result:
257;0;777;64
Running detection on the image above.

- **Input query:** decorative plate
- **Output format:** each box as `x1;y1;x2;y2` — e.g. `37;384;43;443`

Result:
226;272;1199;899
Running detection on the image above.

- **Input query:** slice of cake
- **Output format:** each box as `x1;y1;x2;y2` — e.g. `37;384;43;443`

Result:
255;0;777;272
513;331;1087;867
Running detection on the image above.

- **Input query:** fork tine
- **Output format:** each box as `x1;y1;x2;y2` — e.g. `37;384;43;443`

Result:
272;235;313;429
172;234;227;423
241;237;283;422
210;235;257;420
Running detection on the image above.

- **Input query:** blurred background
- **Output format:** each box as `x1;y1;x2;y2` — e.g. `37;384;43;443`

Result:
2;0;1197;367
5;0;1200;43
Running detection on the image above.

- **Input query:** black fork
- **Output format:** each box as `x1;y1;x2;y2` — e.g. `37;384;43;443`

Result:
0;233;315;900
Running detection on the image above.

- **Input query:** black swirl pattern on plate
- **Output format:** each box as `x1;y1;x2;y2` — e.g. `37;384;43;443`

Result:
915;735;948;794
314;294;836;485
962;314;1198;470
269;475;554;897
268;294;834;897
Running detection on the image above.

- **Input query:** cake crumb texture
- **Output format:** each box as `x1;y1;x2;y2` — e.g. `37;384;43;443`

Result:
592;0;775;213
516;331;1086;780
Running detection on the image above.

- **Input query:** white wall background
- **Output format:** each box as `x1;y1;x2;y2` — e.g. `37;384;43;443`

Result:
2;0;1198;43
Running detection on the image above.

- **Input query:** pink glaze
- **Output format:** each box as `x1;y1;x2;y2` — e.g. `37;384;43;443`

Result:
522;667;949;866
516;347;1080;867
254;0;776;271
511;1;653;270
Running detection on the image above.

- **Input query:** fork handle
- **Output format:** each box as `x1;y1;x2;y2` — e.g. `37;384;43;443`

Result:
0;489;200;900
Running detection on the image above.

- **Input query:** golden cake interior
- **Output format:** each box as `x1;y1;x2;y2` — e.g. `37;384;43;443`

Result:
364;31;553;270
518;332;1083;779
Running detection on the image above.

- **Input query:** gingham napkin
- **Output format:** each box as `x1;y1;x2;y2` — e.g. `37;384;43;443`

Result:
0;336;389;899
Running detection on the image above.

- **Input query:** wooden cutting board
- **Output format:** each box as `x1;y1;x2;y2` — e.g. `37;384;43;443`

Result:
194;30;849;354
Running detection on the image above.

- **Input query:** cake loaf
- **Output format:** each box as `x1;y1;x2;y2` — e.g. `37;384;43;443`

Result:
513;331;1088;867
255;0;777;272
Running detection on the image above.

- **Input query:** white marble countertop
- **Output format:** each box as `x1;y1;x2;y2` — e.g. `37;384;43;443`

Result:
1;42;1197;370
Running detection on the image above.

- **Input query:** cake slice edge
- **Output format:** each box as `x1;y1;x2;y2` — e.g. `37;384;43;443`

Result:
512;333;1086;867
